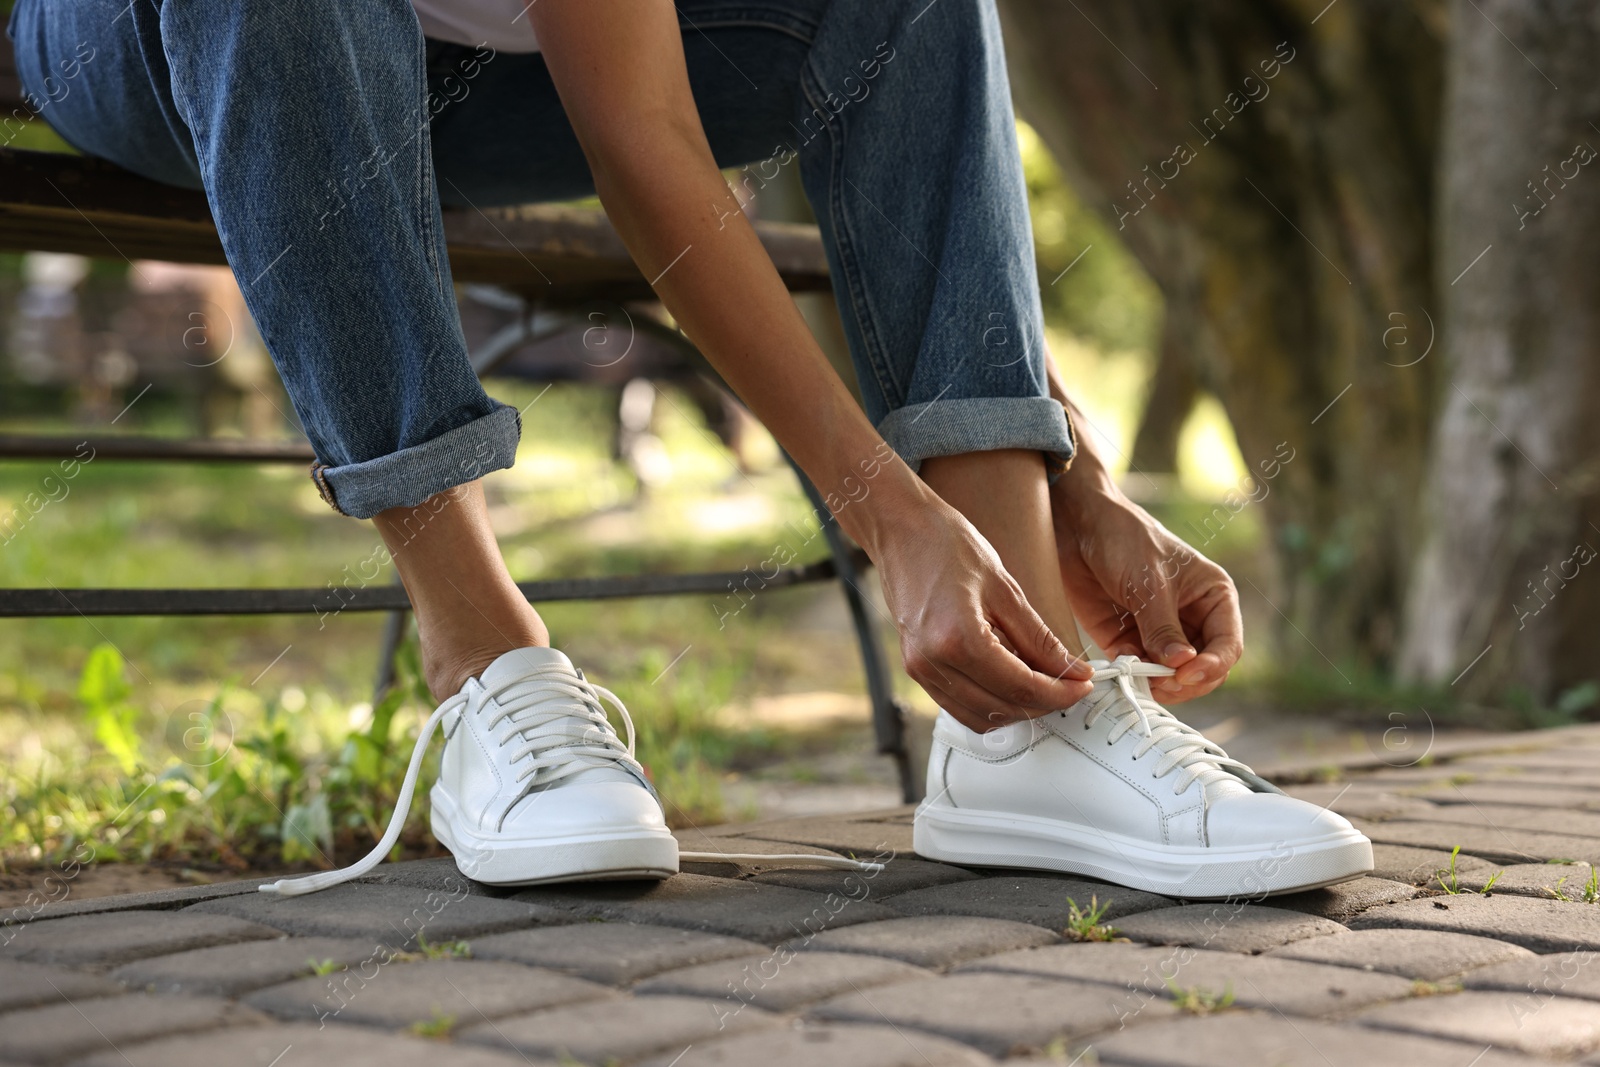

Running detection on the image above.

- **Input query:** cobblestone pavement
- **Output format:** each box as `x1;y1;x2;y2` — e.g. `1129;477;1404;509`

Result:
6;724;1600;1066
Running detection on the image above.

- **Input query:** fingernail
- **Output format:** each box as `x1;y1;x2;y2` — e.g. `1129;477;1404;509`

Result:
1163;643;1195;662
1177;667;1206;686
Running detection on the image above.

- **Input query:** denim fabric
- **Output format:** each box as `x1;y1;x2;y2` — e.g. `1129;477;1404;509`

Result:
9;0;1071;518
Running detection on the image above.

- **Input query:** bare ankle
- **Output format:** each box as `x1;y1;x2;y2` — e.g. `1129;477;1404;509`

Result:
420;625;550;700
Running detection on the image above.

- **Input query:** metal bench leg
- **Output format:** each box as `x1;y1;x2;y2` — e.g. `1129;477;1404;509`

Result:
372;574;410;705
788;460;922;803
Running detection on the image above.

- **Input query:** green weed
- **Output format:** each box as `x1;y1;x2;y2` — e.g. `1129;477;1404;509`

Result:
1063;895;1124;942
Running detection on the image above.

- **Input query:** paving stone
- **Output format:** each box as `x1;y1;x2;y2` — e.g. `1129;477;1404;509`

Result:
1460;862;1598;898
1411;782;1600;810
0;993;259;1064
72;1021;545;1067
809;972;1177;1057
729;816;914;856
1083;1011;1542;1067
470;921;766;984
1281;784;1447;821
0;959;119;1011
788;916;1058;970
111;935;380;996
1465;950;1600;1001
883;875;1172;930
1350;893;1600;952
1369;843;1497;886
186;883;565;945
960;940;1414;1016
246;957;612;1028
1268;927;1535;980
458;993;777;1062
677;836;846;879
635;1022;994;1066
0;909;277;966
355;857;521;897
1356;988;1600;1058
1263;877;1418;920
752;858;980;899
1109;903;1346;954
0;878;263;927
635;951;929;1011
1357;819;1600;866
515;873;898;944
1389;803;1600;840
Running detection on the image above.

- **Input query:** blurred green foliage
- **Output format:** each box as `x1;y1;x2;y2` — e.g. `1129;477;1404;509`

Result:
1018;122;1161;356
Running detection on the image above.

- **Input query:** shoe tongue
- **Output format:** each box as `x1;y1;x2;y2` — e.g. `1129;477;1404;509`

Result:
477;645;642;793
1093;666;1250;802
478;645;577;691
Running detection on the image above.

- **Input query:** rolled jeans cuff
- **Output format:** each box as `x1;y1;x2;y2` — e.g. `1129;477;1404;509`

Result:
877;397;1075;481
310;402;522;519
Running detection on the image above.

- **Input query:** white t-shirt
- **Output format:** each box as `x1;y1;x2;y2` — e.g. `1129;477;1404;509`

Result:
412;0;542;53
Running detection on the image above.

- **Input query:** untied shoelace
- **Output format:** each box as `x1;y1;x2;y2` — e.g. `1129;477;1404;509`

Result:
1082;655;1253;796
260;667;883;896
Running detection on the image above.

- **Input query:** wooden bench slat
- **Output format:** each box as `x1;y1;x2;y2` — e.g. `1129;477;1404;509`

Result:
0;147;830;300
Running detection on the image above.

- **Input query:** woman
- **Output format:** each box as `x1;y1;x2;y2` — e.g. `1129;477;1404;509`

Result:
9;0;1371;897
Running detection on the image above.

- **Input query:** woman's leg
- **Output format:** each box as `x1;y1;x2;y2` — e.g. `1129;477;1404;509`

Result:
790;0;1084;656
10;0;542;698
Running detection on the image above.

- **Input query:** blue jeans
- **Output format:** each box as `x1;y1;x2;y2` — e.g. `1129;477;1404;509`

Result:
9;0;1071;519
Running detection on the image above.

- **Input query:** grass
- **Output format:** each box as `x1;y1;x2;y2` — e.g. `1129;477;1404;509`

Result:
1063;895;1125;942
408;1009;457;1039
0;382;887;874
1548;865;1600;904
1435;846;1465;895
1165;980;1235;1015
415;934;471;960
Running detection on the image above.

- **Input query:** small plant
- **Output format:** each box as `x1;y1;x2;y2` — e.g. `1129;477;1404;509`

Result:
1063;895;1125;942
1435;846;1465;894
416;933;471;960
408;1009;456;1038
1547;858;1579;865
1547;865;1598;903
1166;980;1235;1014
307;958;340;977
1480;870;1503;895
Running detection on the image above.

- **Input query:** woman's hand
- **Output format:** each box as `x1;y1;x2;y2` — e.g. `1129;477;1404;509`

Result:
870;483;1094;732
1051;476;1243;703
529;3;1090;728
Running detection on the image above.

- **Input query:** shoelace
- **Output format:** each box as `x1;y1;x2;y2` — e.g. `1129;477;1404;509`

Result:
261;668;882;896
1081;655;1254;796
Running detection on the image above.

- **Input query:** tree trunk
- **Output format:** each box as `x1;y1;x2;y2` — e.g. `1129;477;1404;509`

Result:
998;0;1444;671
1398;0;1600;706
1130;307;1199;474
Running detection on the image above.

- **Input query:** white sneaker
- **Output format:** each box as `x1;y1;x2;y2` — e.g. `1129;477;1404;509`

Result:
913;655;1373;899
428;646;678;885
259;646;882;897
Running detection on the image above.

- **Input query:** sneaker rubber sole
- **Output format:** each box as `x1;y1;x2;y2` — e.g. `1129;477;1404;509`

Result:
431;785;678;885
914;801;1373;900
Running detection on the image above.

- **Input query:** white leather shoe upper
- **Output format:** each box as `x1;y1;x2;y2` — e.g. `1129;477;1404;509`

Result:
927;655;1358;850
437;646;667;839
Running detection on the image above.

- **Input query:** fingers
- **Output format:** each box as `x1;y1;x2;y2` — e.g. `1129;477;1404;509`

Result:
903;617;1093;731
916;664;1084;732
1154;581;1244;704
1131;582;1197;697
993;587;1095;684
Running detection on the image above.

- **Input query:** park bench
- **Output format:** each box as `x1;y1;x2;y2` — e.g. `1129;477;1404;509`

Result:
0;60;919;800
